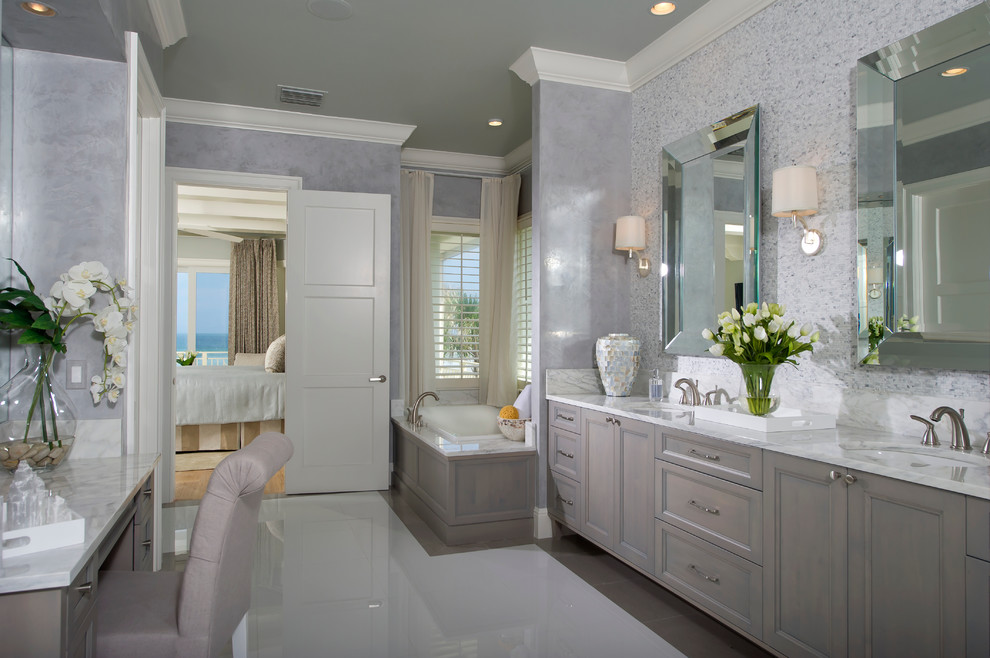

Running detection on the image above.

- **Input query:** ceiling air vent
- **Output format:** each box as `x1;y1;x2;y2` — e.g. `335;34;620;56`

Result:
277;85;326;107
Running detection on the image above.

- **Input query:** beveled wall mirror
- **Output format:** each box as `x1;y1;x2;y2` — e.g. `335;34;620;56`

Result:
856;3;990;371
662;105;760;355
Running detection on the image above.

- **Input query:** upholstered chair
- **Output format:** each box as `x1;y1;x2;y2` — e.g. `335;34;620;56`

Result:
95;432;294;657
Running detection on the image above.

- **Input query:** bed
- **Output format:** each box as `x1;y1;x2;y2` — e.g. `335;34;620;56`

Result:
175;365;285;452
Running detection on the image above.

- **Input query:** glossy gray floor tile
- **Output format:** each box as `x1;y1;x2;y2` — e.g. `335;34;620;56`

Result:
164;492;769;657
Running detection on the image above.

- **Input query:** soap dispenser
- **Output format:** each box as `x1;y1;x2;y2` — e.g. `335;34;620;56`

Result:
649;369;663;402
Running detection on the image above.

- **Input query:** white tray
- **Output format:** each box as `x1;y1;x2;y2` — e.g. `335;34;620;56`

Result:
3;514;85;557
693;404;836;432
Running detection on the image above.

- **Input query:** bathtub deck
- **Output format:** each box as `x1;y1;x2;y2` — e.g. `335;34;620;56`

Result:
391;417;536;545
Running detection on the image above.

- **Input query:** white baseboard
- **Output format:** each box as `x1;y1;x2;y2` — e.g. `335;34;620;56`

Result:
534;506;552;539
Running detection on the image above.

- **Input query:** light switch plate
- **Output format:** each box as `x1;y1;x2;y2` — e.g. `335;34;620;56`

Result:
66;360;87;389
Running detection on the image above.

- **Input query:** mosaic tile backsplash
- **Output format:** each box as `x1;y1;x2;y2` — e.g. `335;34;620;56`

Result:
628;0;989;437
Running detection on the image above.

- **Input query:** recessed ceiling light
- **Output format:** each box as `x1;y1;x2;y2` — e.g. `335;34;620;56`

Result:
940;67;968;77
20;2;56;17
488;118;503;127
650;2;676;15
307;0;353;21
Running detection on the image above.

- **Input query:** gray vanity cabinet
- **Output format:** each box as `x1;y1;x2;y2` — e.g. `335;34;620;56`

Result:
580;409;655;571
964;497;988;658
764;452;967;658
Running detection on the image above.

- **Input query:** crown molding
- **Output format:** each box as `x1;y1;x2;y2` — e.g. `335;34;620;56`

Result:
147;0;188;48
165;98;417;146
627;0;780;90
401;142;532;176
510;47;630;92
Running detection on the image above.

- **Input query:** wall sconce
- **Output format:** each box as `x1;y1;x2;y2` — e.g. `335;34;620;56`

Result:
771;165;824;256
867;267;883;299
615;215;651;277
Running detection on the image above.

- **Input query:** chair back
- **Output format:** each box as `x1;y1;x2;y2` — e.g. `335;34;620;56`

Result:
176;432;293;656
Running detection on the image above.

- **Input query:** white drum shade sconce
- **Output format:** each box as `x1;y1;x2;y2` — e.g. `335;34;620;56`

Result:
615;215;651;277
772;165;824;256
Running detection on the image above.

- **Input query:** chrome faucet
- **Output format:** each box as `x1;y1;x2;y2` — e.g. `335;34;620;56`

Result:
982;431;990;456
929;407;971;451
703;387;730;406
409;391;438;428
674;378;701;406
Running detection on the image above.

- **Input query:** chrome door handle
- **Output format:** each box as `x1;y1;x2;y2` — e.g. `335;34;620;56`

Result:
75;582;93;594
369;375;387;383
605;416;613;424
556;494;574;506
142;539;152;548
689;500;720;515
843;473;857;485
689;449;720;462
688;564;720;585
557;449;575;459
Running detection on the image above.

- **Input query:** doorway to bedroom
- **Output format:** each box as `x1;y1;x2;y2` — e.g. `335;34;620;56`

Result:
173;182;289;500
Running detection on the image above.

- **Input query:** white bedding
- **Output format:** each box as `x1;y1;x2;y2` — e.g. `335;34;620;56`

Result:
175;365;285;426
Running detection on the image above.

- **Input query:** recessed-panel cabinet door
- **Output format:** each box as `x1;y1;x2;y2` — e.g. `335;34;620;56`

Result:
847;471;966;658
581;410;615;547
763;452;847;658
614;417;654;571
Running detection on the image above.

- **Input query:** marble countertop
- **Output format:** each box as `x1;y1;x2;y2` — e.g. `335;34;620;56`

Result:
0;453;160;594
392;417;537;459
548;394;990;500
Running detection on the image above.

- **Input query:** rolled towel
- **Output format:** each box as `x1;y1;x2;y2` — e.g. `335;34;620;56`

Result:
513;384;532;419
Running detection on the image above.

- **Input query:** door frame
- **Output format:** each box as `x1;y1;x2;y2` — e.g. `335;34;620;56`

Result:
159;167;301;503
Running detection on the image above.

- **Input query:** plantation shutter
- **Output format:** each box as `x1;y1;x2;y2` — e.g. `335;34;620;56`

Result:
430;232;481;382
513;221;532;386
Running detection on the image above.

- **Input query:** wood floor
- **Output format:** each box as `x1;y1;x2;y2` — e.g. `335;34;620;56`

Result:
174;450;285;501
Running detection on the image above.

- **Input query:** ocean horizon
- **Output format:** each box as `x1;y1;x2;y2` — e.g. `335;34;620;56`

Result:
176;333;228;352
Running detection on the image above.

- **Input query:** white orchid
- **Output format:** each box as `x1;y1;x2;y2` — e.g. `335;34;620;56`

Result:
105;334;127;354
109;368;125;389
93;306;124;334
107;388;120;403
68;261;110;283
112;351;127;367
61;280;96;309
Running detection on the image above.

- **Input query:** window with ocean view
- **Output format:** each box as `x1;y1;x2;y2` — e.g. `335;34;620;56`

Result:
177;269;230;365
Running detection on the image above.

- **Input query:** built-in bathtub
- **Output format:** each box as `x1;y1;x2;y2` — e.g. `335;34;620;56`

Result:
419;404;502;442
391;405;535;545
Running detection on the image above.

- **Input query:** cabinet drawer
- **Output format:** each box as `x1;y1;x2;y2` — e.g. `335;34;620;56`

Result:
655;520;762;639
133;512;154;572
968;497;990;561
548;401;581;433
656;428;762;490
549;472;580;529
67;555;98;638
549;426;581;481
656;461;762;564
136;475;154;526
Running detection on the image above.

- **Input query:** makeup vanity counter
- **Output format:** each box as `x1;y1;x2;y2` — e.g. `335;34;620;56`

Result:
0;454;159;656
546;394;989;657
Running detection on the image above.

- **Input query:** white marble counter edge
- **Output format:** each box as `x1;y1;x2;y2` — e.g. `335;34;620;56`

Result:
548;394;990;500
0;455;160;594
391;416;537;458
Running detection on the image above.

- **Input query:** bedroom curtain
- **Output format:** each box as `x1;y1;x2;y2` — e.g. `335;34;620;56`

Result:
478;174;521;407
401;169;436;406
227;238;280;363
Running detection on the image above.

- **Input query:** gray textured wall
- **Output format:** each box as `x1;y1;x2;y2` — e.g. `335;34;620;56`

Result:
533;80;632;506
432;174;482;218
11;49;128;419
165;122;403;397
630;0;988;427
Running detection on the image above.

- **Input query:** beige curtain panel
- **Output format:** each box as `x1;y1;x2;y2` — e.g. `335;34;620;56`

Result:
228;239;280;362
400;169;436;406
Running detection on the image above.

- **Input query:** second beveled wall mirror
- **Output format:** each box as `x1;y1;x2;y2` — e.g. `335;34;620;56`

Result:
662;105;760;356
856;3;990;371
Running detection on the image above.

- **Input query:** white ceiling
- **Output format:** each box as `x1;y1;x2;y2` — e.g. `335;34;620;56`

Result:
163;0;712;158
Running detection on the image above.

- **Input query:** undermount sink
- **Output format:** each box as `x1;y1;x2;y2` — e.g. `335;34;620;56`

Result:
841;443;990;469
627;402;693;417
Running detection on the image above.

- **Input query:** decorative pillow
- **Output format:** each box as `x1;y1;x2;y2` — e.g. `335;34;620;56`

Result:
265;335;286;373
233;352;266;366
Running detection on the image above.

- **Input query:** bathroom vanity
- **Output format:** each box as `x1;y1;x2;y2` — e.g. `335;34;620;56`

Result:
0;455;159;657
547;394;989;658
392;417;536;544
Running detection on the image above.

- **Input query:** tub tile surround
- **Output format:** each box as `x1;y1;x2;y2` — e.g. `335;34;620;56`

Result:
546;390;990;500
626;0;989;436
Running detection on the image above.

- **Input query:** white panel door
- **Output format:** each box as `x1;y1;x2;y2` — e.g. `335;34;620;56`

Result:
285;191;390;493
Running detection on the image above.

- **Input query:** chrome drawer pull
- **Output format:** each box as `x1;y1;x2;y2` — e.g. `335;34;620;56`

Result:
689;499;720;515
688;564;720;584
75;582;93;594
556;412;575;422
142;539;152;548
557;449;575;459
829;470;843;480
613;418;621;427
689;449;720;462
605;416;613;424
556;494;574;506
